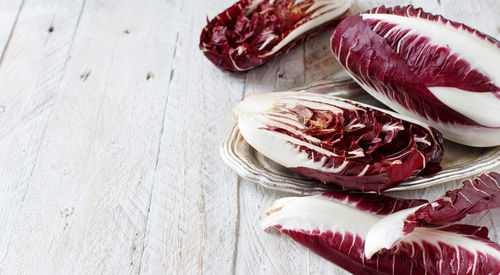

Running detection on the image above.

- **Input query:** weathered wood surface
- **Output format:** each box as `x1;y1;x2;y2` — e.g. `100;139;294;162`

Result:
0;0;498;274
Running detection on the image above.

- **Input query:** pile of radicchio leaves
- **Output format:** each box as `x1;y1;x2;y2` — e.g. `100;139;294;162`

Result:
201;1;500;274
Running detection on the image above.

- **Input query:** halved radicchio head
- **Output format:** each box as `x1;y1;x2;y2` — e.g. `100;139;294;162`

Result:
263;173;500;274
233;92;443;192
200;0;351;72
330;5;500;147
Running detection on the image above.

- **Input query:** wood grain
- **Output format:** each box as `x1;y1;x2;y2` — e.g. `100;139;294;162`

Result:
0;0;85;272
139;0;244;274
0;0;23;64
0;0;175;273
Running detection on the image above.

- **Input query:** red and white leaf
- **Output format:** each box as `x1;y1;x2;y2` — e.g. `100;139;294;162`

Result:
262;193;429;274
233;92;443;192
263;191;500;274
330;5;500;147
409;172;500;226
365;172;500;259
200;0;351;72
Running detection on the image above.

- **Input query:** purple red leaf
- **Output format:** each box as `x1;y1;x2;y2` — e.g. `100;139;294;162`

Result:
234;92;443;192
200;0;351;72
264;187;500;274
330;5;500;146
406;172;500;232
364;172;500;263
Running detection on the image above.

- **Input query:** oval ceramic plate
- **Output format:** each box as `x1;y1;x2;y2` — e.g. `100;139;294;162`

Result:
220;80;500;195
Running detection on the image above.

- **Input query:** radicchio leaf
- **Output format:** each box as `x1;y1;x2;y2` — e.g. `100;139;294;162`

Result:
365;172;500;257
200;0;351;72
233;92;443;192
409;172;500;225
263;192;500;274
330;5;500;147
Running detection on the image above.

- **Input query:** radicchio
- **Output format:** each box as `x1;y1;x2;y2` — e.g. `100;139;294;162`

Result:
365;172;500;258
330;5;500;147
233;92;443;192
200;0;351;72
263;186;500;274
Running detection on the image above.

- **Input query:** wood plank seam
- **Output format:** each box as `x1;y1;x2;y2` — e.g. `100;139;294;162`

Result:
0;0;86;142
0;0;90;270
231;72;248;274
14;0;89;208
137;30;180;275
231;179;241;275
68;0;87;51
14;0;88;206
0;0;24;67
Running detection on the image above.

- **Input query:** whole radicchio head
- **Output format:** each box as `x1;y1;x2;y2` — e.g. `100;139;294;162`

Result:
200;0;351;72
233;92;443;192
330;5;500;147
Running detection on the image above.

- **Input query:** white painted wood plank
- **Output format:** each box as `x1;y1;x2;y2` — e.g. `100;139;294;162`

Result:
0;0;178;273
0;1;23;59
138;0;245;274
0;0;85;271
304;31;348;83
352;0;442;13
440;0;500;37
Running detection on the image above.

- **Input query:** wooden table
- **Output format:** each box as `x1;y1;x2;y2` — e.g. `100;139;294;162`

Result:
0;0;498;273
